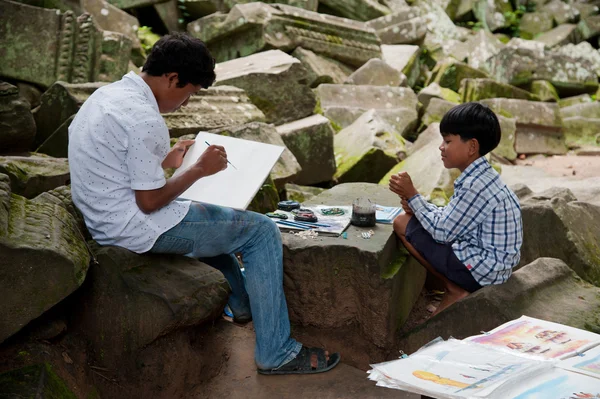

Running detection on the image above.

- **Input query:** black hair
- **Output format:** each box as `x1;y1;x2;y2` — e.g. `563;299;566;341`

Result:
439;102;501;156
142;32;216;89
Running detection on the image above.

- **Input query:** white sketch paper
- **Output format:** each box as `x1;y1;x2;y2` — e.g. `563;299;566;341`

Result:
172;132;284;210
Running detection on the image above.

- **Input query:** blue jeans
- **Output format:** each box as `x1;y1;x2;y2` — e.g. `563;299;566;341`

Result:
149;202;301;369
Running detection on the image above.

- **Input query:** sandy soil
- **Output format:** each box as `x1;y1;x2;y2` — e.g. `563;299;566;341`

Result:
515;154;600;179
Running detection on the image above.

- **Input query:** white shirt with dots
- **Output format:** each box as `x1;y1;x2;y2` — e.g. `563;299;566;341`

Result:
68;71;191;253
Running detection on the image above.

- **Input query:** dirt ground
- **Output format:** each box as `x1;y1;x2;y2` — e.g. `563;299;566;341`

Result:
515;154;600;179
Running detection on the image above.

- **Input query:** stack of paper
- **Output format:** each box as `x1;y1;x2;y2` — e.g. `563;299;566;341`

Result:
375;204;403;224
368;316;600;399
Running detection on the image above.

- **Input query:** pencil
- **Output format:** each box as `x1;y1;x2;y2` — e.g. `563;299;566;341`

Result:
204;140;237;170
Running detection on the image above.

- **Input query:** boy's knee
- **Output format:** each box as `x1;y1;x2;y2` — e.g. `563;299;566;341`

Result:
393;213;412;236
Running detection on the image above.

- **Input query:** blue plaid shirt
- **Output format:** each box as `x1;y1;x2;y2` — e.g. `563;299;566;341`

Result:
408;157;523;286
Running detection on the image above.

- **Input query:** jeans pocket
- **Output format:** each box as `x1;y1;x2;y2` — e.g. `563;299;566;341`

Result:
151;234;194;255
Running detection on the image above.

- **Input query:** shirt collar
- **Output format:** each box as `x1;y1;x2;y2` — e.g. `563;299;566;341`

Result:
454;156;490;188
123;71;160;113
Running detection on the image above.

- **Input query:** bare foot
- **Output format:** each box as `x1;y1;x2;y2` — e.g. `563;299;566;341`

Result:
431;286;469;317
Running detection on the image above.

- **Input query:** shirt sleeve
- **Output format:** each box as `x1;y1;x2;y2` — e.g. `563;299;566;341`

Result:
408;180;499;244
125;118;169;190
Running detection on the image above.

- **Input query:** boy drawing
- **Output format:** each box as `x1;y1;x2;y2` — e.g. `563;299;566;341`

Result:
390;102;523;315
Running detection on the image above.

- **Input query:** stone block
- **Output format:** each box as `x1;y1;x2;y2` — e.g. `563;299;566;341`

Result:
0;0;131;88
187;3;381;67
282;183;426;349
474;0;513;32
560;102;600;120
542;0;580;25
534;24;580;48
334;110;407;183
495;115;517;161
366;7;426;44
105;0;163;9
33;82;105;149
573;2;599;19
420;97;456;128
481;98;566;155
164;85;266;137
463;30;505;73
417;82;460;110
32;184;89;240
82;0;141;51
210;122;301;188
561;116;600;148
519;192;600;286
527;80;559;102
397;258;600;355
0;174;89;343
36;115;75;158
0;364;77;398
316;84;418;136
381;44;421;88
214;50;315;125
284;183;326;203
417;0;467;61
427;59;489;93
554;41;600;78
518;11;554;39
0;155;70;199
73;245;230;366
276;114;336;186
154;0;185;32
344;58;405;87
486;45;599;96
577;14;600;40
291;47;354;88
380;123;460;201
0;82;36;154
558;94;593;108
459;78;538;103
15;82;43;109
318;0;391;21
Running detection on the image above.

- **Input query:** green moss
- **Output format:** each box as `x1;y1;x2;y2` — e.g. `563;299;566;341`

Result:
0;363;77;399
380;249;409;279
313;98;322;115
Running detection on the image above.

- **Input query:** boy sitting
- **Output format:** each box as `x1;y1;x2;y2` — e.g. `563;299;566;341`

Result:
390;102;523;316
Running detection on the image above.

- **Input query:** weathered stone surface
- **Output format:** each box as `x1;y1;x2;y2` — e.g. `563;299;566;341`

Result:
0;174;89;343
519;191;600;286
0;364;77;398
417;0;468;61
398;258;600;355
554;41;600;78
0;82;36;154
284;183;326;203
534;24;580;48
74;245;229;365
188;3;381;67
37;115;74;160
165;85;266;137
495;114;518;161
319;0;391;21
427;59;489;93
211;122;302;187
0;0;131;88
0;155;70;199
247;175;280;214
34;82;106;149
561;114;600;148
486;45;599;96
463;30;505;73
282;183;426;348
380;123;460;201
15;82;43;109
334;110;407;183
527;80;559;102
417;82;460;110
459;78;537;103
558;93;593;108
560;101;600;120
32;184;88;239
480;98;566;155
381;45;422;88
366;7;426;44
519;11;554;39
82;0;141;51
214;50;315;125
291;47;354;88
316;84;418;136
573;2;599;19
344;58;405;87
420;97;456;127
154;0;184;32
276;114;336;185
473;0;513;32
577;14;600;40
542;0;579;25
